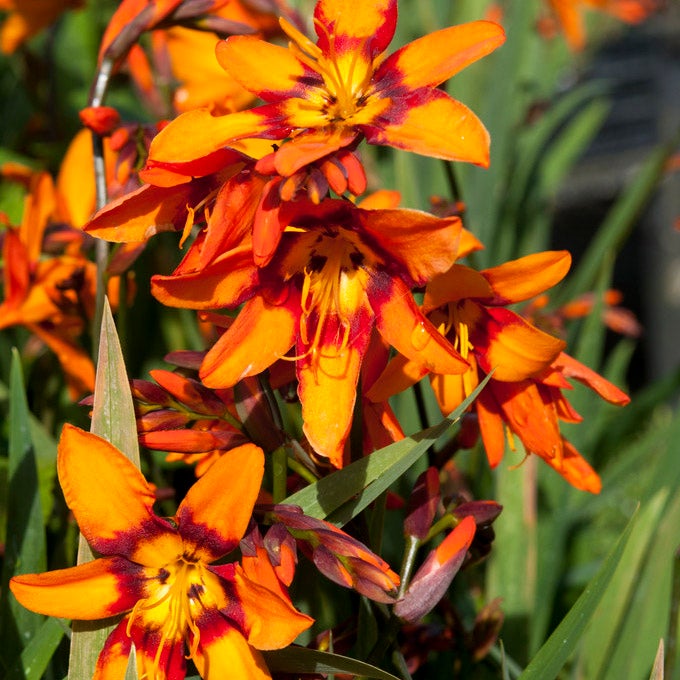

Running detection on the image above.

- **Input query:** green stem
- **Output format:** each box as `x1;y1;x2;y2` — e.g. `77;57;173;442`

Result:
287;455;319;485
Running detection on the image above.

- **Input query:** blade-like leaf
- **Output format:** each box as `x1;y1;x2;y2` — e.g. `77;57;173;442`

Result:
263;646;401;680
68;298;140;680
0;349;47;668
285;374;492;525
518;506;638;680
5;617;66;680
555;128;680;306
649;639;664;680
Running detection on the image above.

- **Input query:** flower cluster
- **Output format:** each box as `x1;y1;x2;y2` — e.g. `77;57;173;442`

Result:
4;0;653;677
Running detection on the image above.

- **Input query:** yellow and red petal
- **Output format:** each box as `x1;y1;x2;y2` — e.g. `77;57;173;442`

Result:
93;620;133;680
551;351;630;405
370;273;468;375
376;20;505;89
177;444;264;562
145;107;289;174
194;622;271;680
216;35;317;101
481;250;571;305
465;302;566;382
362;89;491;167
314;0;397;58
57;424;181;565
232;567;314;649
358;209;461;287
151;246;259;310
200;294;300;388
128;618;187;680
10;557;144;620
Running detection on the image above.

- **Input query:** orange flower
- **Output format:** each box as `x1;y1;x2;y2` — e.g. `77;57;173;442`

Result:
10;425;313;680
0;167;96;398
0;0;82;53
150;198;468;467
86;141;368;270
368;251;630;492
546;0;659;50
143;0;505;183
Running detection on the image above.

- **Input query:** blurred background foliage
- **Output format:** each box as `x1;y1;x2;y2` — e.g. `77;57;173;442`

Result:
1;0;680;679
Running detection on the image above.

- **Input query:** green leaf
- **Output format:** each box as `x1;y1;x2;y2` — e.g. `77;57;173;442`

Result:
0;349;47;668
555;128;680;306
263;646;401;680
518;506;638;680
68;299;139;680
5;617;66;680
284;374;492;525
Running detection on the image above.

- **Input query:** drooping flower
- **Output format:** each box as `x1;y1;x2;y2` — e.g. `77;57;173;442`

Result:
10;424;313;680
368;251;630;492
545;0;659;50
150;198;469;467
143;0;505;184
265;504;400;602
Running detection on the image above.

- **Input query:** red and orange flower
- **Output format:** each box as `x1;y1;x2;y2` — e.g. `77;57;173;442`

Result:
150;198;469;467
143;0;505;184
368;251;630;492
10;424;313;680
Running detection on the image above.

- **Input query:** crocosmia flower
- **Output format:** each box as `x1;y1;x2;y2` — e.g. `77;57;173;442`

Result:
10;424;313;680
144;0;505;182
368;251;630;492
151;198;469;467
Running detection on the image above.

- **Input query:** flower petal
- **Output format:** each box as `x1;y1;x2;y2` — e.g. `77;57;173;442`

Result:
10;557;144;619
176;443;264;562
85;179;216;243
314;0;397;57
365;352;428;403
216;36;315;101
377;20;505;89
423;265;494;311
232;567;314;649
93;620;133;680
297;333;365;468
145;106;289;172
200;294;300;387
370;273;468;374
550;352;630;405
358;209;461;287
151;246;259;310
545;438;602;493
481;251;571;305
466;303;566;382
194;622;271;680
362;89;490;166
57;424;181;565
